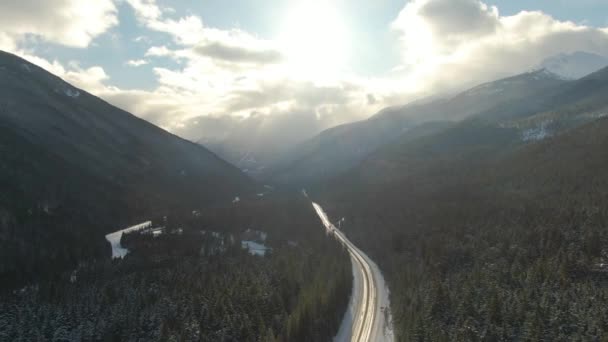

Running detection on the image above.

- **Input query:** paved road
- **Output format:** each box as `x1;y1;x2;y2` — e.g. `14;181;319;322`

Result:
312;202;394;342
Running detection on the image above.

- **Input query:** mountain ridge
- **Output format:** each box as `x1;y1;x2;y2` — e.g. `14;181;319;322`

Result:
0;50;254;286
264;69;567;186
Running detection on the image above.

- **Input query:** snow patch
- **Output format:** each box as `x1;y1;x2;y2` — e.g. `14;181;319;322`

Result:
538;52;608;80
151;228;163;237
65;89;80;98
522;123;551;142
241;240;271;256
232;196;240;203
105;221;152;259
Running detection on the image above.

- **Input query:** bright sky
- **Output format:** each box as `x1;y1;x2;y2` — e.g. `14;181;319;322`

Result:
1;0;608;142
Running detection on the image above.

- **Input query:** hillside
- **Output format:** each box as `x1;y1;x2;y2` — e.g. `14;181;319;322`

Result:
265;70;567;186
312;69;608;340
538;51;608;80
0;51;254;286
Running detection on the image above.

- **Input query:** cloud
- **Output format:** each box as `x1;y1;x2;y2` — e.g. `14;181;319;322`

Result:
126;59;149;67
193;41;283;65
63;64;110;91
7;0;607;167
117;0;381;151
418;0;498;37
0;0;117;48
0;33;16;51
128;0;284;68
391;0;608;93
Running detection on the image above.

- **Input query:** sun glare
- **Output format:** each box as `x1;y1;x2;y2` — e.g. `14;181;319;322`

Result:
278;1;351;80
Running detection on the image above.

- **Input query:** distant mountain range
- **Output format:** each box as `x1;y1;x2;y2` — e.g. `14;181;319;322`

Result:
311;65;608;342
319;65;608;190
0;51;253;285
263;69;568;186
193;52;608;183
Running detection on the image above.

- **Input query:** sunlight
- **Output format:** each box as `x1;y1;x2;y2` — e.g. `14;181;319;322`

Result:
277;1;350;80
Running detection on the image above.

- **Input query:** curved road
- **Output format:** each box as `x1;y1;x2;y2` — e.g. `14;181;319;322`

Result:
312;202;394;342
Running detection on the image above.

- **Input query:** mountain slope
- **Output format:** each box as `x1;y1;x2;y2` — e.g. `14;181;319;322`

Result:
538;51;608;80
336;66;608;188
313;75;608;340
0;51;254;286
266;70;567;186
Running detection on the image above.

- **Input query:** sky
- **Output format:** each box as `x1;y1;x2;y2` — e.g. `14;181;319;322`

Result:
1;0;608;148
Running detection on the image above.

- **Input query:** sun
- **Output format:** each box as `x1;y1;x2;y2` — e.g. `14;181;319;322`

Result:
278;1;351;80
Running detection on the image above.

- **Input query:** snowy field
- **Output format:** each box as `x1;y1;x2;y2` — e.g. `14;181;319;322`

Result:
105;221;152;259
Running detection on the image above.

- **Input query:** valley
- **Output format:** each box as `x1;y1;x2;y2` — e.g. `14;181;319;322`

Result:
312;202;393;342
1;16;608;340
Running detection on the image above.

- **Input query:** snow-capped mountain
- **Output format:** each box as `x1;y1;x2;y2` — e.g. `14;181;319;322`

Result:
538;51;608;80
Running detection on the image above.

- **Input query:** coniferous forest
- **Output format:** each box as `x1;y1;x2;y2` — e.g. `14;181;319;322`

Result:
316;118;608;341
0;195;352;341
3;7;608;340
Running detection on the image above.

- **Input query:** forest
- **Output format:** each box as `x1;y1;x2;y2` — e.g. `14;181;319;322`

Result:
317;118;608;341
0;194;352;341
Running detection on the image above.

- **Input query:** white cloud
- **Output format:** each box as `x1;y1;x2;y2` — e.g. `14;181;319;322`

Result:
0;33;16;51
391;0;608;93
127;0;284;68
119;0;381;150
9;0;608;164
126;59;149;67
63;64;110;91
0;0;117;48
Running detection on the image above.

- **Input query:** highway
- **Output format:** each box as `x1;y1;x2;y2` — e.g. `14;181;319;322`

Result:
312;202;394;342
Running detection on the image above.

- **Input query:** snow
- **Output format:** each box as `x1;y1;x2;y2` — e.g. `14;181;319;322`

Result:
312;202;394;342
522;122;551;142
538;52;608;80
594;112;608;119
70;270;78;283
105;221;152;259
232;196;240;203
334;257;362;342
241;240;270;256
65;89;80;98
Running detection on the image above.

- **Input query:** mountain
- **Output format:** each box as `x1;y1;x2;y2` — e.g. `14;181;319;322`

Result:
312;68;608;340
265;70;567;186
335;66;608;187
538;51;608;80
0;50;254;286
172;111;340;178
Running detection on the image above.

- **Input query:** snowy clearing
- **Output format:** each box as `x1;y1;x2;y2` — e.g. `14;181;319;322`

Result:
241;241;271;256
105;221;152;259
65;89;80;98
